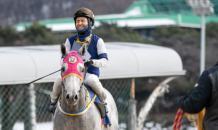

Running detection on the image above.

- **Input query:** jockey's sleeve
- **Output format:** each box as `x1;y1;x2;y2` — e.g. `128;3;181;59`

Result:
97;38;108;58
177;70;212;114
65;38;71;53
92;38;108;68
92;58;108;68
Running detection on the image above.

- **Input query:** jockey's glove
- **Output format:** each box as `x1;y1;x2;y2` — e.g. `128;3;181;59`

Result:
84;60;93;68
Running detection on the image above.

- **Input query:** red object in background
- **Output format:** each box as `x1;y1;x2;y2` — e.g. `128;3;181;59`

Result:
101;118;103;128
9;95;13;104
173;108;184;130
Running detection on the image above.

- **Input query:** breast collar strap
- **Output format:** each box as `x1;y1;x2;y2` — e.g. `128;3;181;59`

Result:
58;85;97;116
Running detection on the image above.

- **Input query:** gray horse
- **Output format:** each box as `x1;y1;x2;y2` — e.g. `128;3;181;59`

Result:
53;43;118;130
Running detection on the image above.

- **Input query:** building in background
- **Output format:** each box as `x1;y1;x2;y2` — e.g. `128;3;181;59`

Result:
13;0;218;40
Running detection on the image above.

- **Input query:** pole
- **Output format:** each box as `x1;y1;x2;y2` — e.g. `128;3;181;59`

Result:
1;86;10;130
27;83;36;130
200;14;205;74
131;78;135;99
128;78;137;130
198;13;206;130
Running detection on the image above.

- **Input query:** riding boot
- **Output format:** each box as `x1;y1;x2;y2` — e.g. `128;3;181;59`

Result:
47;102;56;114
49;75;62;114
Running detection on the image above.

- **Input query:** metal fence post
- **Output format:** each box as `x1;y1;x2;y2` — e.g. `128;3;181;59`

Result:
200;14;205;74
27;83;36;130
128;78;137;130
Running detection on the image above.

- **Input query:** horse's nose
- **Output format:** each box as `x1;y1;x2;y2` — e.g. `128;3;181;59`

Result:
66;94;71;101
74;94;78;101
66;93;78;101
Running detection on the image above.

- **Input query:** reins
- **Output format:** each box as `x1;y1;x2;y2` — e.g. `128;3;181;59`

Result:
27;69;61;85
27;52;85;85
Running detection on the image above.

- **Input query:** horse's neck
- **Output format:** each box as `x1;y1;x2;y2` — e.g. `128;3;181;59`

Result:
61;86;86;112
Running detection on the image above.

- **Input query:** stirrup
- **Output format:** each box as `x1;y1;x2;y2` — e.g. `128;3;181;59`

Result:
103;103;108;113
48;102;56;114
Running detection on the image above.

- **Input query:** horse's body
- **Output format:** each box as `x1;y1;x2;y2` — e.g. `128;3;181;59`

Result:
53;43;118;130
54;88;118;130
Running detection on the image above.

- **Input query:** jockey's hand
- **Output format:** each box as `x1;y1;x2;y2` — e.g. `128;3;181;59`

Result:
84;60;93;68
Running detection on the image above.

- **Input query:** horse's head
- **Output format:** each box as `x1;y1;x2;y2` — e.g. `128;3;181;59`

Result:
60;42;86;106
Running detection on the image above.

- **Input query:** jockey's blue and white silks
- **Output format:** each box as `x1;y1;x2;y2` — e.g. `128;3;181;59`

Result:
76;21;92;42
64;34;108;77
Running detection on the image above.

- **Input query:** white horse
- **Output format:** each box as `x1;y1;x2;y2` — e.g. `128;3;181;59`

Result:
53;43;118;130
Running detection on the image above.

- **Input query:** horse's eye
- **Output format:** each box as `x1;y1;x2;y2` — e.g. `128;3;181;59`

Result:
81;68;84;72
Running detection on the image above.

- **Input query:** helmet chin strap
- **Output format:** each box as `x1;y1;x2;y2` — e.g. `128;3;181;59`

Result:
78;18;91;35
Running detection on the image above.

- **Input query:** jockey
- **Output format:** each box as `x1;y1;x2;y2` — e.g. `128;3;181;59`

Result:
48;7;109;113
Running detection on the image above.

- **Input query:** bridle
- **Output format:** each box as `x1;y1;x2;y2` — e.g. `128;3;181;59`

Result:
61;66;88;94
61;53;88;94
58;53;97;116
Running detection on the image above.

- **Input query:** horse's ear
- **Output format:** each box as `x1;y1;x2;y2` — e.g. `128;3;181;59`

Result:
78;44;86;56
61;42;68;56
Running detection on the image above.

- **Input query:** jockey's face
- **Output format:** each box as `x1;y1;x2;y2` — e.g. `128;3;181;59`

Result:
76;17;88;30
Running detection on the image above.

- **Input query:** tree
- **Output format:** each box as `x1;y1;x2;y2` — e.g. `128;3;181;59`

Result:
22;22;56;45
93;22;148;43
153;26;202;82
206;22;218;38
0;24;20;46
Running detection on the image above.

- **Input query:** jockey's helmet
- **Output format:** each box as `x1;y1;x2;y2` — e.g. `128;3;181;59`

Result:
74;7;94;26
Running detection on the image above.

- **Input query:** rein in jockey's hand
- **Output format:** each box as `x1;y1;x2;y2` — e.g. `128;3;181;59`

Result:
84;60;93;68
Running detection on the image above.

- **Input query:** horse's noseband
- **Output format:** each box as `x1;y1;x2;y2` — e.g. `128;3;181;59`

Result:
61;81;83;94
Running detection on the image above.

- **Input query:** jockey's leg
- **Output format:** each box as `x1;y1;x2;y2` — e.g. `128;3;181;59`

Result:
48;75;62;114
85;73;108;113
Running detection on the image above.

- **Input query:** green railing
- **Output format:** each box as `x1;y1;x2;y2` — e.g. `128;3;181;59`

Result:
144;0;218;15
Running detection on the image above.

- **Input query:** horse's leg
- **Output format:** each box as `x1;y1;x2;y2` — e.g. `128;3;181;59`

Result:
88;104;102;130
53;108;68;130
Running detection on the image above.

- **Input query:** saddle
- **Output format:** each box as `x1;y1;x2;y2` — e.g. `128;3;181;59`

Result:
84;84;107;118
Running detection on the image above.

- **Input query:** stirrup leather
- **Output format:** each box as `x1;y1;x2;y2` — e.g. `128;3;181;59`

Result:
103;103;108;113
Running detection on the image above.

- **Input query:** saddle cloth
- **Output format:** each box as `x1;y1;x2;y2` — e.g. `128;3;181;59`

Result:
84;84;111;126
